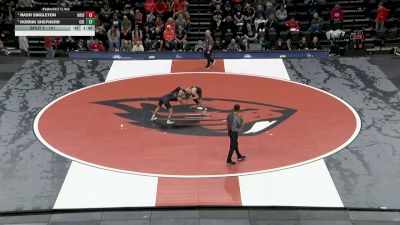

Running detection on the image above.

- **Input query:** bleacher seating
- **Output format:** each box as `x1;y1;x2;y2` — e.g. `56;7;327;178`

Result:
0;0;399;56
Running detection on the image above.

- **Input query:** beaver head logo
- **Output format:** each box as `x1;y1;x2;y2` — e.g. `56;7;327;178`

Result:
94;98;296;136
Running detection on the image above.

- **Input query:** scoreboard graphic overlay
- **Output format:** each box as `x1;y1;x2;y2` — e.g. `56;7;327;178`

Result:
15;8;95;36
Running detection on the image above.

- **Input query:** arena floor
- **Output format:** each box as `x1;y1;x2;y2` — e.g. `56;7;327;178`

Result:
1;57;400;220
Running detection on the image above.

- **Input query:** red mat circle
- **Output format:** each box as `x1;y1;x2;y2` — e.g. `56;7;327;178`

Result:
35;73;360;177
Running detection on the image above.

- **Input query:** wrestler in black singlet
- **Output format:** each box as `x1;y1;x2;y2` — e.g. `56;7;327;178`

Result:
158;87;182;109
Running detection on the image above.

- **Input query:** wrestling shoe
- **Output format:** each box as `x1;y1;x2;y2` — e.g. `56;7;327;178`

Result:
238;156;246;161
226;161;236;165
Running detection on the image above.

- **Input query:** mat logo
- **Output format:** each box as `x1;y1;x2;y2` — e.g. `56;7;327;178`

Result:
94;98;296;136
243;54;253;58
112;54;131;59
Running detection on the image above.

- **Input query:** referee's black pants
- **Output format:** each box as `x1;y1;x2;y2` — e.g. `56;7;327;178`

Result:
204;50;214;67
227;130;242;162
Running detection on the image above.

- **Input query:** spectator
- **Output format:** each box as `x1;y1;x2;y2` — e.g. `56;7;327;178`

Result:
309;36;321;50
264;2;275;19
224;15;235;32
227;38;241;51
151;27;164;51
132;25;143;45
213;4;224;19
214;37;224;50
107;26;120;51
375;3;389;30
143;26;153;50
254;14;266;30
166;0;175;18
212;15;224;35
330;4;343;21
194;40;205;52
65;36;76;52
165;17;176;31
44;36;55;58
120;26;132;43
88;39;104;52
175;13;187;30
96;25;109;48
148;12;156;23
145;13;156;29
275;5;287;21
155;16;164;30
132;41;145;52
266;13;278;31
274;38;285;50
243;3;255;24
5;3;14;23
175;25;187;51
244;23;258;50
102;14;111;30
145;0;156;13
285;38;295;50
235;24;245;49
155;0;168;16
76;39;87;51
110;14;121;29
120;39;132;52
18;36;29;56
234;11;245;26
298;36;308;49
255;4;265;19
100;2;112;16
285;17;300;31
326;27;345;40
123;4;132;17
223;2;234;18
178;11;191;30
163;24;176;50
173;0;188;14
121;15;132;33
308;13;324;34
134;9;144;27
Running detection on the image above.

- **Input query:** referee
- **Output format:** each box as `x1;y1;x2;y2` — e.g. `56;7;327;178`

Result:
204;30;215;69
226;104;246;165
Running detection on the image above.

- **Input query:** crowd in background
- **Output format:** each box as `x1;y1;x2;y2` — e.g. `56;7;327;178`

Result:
0;0;398;56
